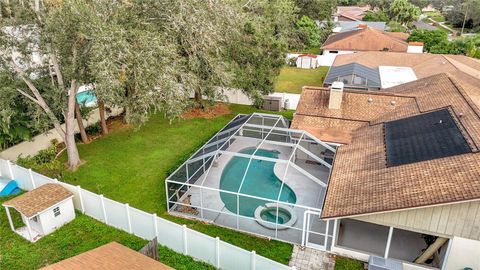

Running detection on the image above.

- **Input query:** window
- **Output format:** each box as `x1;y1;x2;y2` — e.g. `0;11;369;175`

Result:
53;207;61;217
353;75;366;85
338;75;352;85
329;50;339;54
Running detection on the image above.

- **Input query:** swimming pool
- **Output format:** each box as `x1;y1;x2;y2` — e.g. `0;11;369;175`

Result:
76;90;97;107
219;148;297;218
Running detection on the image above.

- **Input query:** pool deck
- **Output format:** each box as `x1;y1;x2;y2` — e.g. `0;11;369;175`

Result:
185;136;330;244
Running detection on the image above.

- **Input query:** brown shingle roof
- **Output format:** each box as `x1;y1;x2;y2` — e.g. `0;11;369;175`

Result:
2;183;73;218
41;242;173;270
336;6;370;21
321;28;409;52
320;74;480;218
291;86;416;143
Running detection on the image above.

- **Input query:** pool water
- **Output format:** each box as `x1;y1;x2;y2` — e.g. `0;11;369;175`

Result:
219;148;297;217
260;208;291;224
76;90;97;105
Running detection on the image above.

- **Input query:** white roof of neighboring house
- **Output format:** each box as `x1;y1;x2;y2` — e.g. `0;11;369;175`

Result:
378;66;417;88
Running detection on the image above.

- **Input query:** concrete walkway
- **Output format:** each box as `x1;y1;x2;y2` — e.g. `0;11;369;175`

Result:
0;107;122;161
289;246;335;270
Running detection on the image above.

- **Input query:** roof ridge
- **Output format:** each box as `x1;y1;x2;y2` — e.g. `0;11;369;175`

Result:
303;85;416;98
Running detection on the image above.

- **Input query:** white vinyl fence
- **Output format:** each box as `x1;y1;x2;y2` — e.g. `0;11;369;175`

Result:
0;159;294;270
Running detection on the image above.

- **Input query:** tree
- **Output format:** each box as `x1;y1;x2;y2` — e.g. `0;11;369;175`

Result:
389;0;421;25
0;71;52;150
294;0;337;21
363;10;390;22
445;0;480;30
408;29;448;51
88;1;186;124
227;0;298;103
364;0;391;10
387;21;407;32
296;16;321;48
0;0;99;169
409;0;428;8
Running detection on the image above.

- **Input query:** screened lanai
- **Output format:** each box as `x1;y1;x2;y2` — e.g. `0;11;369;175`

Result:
166;113;337;248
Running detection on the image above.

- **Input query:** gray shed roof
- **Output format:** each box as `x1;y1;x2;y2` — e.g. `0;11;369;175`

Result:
324;62;381;89
336;21;386;32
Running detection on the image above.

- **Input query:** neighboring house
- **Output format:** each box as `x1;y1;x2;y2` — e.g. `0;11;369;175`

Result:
292;72;480;269
296;54;319;69
2;183;75;242
332;21;386;33
321;27;418;58
334;6;370;22
41;242;173;270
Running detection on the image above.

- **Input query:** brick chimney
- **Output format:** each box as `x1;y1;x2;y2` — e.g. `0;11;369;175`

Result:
329;81;344;110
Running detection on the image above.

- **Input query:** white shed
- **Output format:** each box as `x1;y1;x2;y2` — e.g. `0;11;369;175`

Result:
2;183;75;242
296;54;318;69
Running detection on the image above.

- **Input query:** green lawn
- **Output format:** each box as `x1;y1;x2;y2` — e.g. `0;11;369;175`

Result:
0;196;214;270
334;257;364;270
274;66;329;94
52;104;294;264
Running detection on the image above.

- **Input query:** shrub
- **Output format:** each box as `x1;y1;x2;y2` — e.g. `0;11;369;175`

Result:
74;122;102;142
408;29;448;51
17;142;64;178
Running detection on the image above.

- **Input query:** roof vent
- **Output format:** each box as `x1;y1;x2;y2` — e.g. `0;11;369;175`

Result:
368;97;373;103
390;100;396;106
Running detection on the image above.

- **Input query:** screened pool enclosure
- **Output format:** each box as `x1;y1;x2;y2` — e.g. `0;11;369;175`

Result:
166;113;337;249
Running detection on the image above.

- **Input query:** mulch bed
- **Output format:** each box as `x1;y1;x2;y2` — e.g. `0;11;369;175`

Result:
182;103;231;119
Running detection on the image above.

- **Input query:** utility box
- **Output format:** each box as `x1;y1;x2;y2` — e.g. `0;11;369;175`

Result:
368;256;403;270
262;96;282;111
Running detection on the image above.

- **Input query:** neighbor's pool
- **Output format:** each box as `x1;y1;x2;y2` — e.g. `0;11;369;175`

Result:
76;90;97;106
219;148;297;218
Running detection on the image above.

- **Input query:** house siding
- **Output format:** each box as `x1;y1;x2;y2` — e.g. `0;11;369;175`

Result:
353;200;480;241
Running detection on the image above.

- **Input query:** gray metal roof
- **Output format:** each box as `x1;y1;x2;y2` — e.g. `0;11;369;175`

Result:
336;21;386;32
324;62;381;89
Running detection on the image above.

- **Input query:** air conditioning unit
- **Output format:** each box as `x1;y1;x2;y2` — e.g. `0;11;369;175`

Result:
368;256;403;270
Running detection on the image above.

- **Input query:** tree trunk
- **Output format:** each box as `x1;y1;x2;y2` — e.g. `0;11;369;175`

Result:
75;101;89;143
194;89;204;109
98;100;109;135
65;81;82;170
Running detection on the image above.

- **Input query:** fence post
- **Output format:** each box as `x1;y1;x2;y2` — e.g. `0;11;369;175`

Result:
7;160;14;180
215;237;220;268
29;169;36;190
77;186;85;213
126;203;132;233
152;213;158;238
100;195;108;224
250;250;256;270
182;225;188;255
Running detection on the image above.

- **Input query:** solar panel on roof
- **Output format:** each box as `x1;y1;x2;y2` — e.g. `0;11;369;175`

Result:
385;109;471;167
